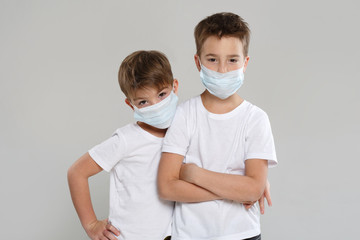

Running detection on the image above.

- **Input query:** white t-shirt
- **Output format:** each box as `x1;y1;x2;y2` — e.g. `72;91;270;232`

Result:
89;123;174;240
162;96;277;240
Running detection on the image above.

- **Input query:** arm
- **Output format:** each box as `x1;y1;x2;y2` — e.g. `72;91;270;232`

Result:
67;152;120;240
179;159;268;203
244;179;272;214
157;152;222;202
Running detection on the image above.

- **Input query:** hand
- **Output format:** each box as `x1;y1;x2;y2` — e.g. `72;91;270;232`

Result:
259;180;272;214
244;180;272;214
179;163;198;183
85;219;120;240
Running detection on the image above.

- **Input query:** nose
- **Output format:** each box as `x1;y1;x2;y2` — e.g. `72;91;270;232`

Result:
218;62;227;73
151;98;162;105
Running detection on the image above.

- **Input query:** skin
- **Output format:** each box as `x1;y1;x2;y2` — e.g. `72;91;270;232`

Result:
158;36;272;213
68;153;120;240
67;81;178;240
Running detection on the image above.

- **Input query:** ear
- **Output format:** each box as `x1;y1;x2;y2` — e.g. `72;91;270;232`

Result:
194;54;201;72
125;98;134;110
243;56;250;73
172;78;179;95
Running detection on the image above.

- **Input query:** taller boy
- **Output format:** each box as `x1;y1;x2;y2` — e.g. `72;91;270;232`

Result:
158;12;277;240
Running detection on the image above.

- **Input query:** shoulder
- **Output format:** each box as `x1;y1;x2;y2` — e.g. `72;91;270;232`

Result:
165;96;201;138
95;123;137;147
106;123;140;148
173;95;201;119
113;123;138;137
243;100;269;122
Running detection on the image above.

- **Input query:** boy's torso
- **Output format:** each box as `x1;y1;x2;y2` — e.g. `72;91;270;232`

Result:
185;96;251;174
165;96;267;240
90;123;174;240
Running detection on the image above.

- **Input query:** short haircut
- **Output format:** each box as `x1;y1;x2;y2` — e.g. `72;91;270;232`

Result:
118;50;174;99
194;12;251;57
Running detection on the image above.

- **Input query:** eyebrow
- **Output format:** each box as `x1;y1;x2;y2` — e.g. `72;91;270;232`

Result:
204;53;218;57
132;87;168;101
132;97;145;101
204;53;241;58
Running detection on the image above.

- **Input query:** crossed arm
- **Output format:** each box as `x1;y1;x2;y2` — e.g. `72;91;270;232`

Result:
157;152;271;211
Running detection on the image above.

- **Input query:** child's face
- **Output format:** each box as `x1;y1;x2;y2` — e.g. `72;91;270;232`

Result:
195;36;249;73
125;80;179;109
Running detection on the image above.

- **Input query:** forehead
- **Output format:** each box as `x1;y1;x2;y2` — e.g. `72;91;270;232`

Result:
201;36;244;58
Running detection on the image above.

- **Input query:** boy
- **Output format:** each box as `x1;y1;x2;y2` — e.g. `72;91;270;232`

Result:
68;50;179;240
157;12;277;240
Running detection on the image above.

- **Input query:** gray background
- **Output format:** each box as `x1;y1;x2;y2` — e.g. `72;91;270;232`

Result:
1;0;359;239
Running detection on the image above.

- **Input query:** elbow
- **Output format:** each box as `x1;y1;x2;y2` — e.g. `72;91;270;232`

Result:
158;188;168;200
67;163;81;184
157;179;174;201
157;184;170;200
248;181;266;202
243;176;267;202
67;165;76;183
248;186;264;202
235;182;265;203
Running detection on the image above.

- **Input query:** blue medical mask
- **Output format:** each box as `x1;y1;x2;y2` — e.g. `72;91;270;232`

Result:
200;62;245;99
133;91;178;129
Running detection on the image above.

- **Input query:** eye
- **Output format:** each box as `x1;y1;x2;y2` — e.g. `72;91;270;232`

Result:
138;100;147;106
159;91;168;98
207;58;217;63
229;58;239;63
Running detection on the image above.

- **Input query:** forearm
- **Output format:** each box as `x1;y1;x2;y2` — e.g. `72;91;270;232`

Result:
158;177;220;202
157;152;221;203
68;167;97;229
192;168;262;202
181;160;268;203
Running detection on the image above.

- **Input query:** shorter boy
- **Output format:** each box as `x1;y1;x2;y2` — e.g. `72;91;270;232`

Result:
68;50;179;240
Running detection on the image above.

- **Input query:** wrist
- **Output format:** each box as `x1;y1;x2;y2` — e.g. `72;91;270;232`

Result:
83;218;98;232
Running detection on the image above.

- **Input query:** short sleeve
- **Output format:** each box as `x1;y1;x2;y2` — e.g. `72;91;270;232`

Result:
162;105;190;156
245;108;277;167
88;130;128;172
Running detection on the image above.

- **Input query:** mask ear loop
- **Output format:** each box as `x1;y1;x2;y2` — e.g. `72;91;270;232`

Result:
199;59;210;73
198;56;204;70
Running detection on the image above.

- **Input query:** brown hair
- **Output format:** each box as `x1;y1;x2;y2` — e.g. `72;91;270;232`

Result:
118;50;174;99
194;12;251;57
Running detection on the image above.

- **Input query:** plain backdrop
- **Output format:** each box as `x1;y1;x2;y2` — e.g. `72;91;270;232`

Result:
1;0;359;239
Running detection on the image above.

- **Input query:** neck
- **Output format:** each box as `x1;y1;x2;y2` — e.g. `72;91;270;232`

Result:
200;90;244;114
137;122;167;138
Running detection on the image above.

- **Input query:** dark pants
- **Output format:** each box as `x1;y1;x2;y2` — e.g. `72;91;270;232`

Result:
164;234;261;240
244;234;261;240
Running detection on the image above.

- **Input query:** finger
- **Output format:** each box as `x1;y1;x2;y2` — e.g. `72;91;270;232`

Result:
106;222;120;236
103;229;118;240
244;201;256;210
100;235;110;240
259;195;265;215
244;203;251;210
264;189;272;207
